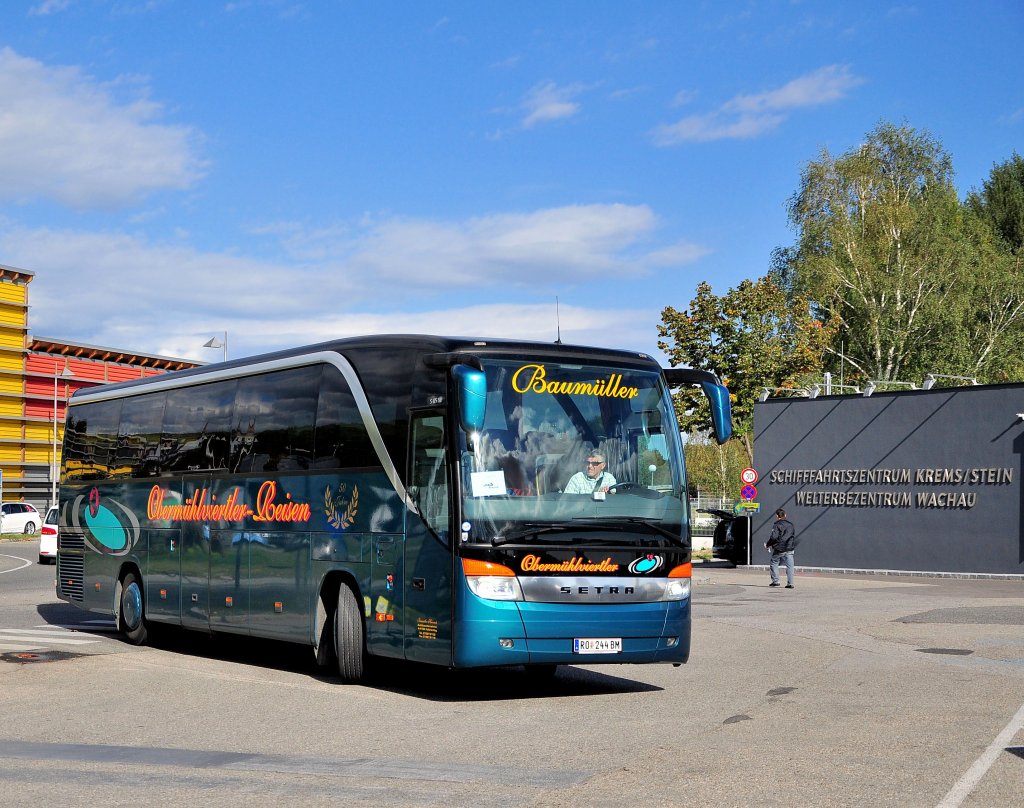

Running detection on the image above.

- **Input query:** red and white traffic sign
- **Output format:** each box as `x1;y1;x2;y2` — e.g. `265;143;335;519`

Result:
740;467;758;485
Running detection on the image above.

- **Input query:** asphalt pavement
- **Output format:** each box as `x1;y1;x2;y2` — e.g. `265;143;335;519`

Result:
1;538;1022;807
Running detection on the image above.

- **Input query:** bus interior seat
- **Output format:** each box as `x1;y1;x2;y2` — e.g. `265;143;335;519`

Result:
599;438;632;485
541;444;593;492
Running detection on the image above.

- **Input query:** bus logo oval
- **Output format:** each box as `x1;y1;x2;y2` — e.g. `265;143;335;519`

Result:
628;554;664;574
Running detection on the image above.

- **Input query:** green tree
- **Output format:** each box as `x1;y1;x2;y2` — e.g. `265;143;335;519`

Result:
782;121;966;383
968;152;1024;257
683;431;749;500
658;276;834;462
960;154;1024;380
780;122;1024;385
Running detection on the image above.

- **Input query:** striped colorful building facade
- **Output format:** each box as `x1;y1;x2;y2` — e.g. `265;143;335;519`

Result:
0;263;199;511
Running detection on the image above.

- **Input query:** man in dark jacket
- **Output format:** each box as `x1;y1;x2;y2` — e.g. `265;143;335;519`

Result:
765;508;797;588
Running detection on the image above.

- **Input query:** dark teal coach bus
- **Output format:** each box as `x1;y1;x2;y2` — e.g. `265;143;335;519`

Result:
56;335;731;682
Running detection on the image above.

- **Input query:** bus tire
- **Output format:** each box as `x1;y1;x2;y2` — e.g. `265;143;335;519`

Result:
118;571;148;646
335;585;364;683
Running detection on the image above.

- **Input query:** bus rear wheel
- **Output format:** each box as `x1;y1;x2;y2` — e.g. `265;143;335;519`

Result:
335;585;365;683
118;571;148;646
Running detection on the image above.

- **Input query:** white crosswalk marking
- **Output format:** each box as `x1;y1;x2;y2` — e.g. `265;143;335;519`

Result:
0;625;110;651
6;628;95;636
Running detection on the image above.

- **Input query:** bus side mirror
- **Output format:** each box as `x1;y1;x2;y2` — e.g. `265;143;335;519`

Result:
701;381;733;445
452;365;486;435
663;367;733;445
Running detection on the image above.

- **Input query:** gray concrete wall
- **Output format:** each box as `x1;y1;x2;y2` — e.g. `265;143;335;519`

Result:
752;384;1024;575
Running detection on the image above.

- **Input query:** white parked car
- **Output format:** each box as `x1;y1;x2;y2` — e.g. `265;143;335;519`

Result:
39;506;59;564
1;502;40;535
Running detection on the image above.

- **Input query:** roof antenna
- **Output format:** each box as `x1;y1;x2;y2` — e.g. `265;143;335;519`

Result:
555;296;562;344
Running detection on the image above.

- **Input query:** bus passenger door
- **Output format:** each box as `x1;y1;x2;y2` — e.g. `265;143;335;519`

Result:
367;533;404;657
403;411;453;665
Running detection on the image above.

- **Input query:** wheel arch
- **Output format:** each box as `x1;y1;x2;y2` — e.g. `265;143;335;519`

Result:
112;560;145;623
314;569;364;666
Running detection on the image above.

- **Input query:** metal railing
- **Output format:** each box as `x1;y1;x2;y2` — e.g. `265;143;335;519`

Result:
689;496;738;536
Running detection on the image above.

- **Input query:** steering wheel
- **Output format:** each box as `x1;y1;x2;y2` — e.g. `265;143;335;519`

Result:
607;481;662;499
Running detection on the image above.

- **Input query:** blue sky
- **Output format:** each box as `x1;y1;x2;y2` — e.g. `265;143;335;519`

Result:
0;1;1021;363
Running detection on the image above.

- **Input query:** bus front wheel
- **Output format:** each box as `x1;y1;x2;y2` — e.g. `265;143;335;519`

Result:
335;585;365;683
118;571;148;646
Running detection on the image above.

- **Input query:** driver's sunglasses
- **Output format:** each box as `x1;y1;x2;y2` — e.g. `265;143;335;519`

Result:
585;460;603;466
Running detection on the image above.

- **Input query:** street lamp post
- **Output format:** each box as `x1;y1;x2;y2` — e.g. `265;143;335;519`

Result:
203;331;228;362
52;365;74;507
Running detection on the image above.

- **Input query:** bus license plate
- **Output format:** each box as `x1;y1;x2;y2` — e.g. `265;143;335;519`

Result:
573;637;622;654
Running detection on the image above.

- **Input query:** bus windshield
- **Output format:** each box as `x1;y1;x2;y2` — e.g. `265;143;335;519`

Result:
458;358;687;544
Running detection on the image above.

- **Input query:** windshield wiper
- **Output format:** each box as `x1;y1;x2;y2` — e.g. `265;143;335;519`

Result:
569;517;688;548
493;518;685;547
492;522;631;546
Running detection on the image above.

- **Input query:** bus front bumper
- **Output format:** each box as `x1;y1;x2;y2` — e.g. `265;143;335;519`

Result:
453;595;690;668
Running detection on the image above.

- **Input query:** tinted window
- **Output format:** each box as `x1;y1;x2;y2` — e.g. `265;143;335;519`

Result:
314;366;377;469
62;399;123;481
343;346;417;472
160;381;237;474
232;366;320;473
116;392;167;477
409;412;449;540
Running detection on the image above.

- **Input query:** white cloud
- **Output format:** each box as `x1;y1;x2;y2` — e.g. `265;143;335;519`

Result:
724;65;863;114
1;203;702;360
653;64;863;145
521;80;586;129
671;89;698;107
0;48;206;208
643;240;712;266
273;203;699;284
29;0;71;14
212;302;661;363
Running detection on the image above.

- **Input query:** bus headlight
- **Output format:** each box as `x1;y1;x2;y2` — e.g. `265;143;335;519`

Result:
466;575;525;601
662;578;691;601
462;558;524;601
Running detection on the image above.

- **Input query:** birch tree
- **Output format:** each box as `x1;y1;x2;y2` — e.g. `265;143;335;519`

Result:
784;121;967;382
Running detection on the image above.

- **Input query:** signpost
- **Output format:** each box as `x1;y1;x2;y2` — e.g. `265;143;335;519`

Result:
738;471;760;513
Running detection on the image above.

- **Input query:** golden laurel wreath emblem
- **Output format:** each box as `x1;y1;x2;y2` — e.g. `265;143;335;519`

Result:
324;483;359;530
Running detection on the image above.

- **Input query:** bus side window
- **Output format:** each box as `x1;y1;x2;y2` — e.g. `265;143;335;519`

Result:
313;367;377;470
409;413;448;540
162;381;236;474
63;399;123;481
116;392;167;478
233;367;319;473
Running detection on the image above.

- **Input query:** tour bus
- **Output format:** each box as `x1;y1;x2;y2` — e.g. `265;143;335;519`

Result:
56;335;731;682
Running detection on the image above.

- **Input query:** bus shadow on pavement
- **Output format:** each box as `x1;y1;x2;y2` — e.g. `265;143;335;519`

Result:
34;602;663;699
34;606;662;699
363;658;664;701
36;602;102;626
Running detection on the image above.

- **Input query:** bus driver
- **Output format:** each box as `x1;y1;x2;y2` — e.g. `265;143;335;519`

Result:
563;452;616;495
